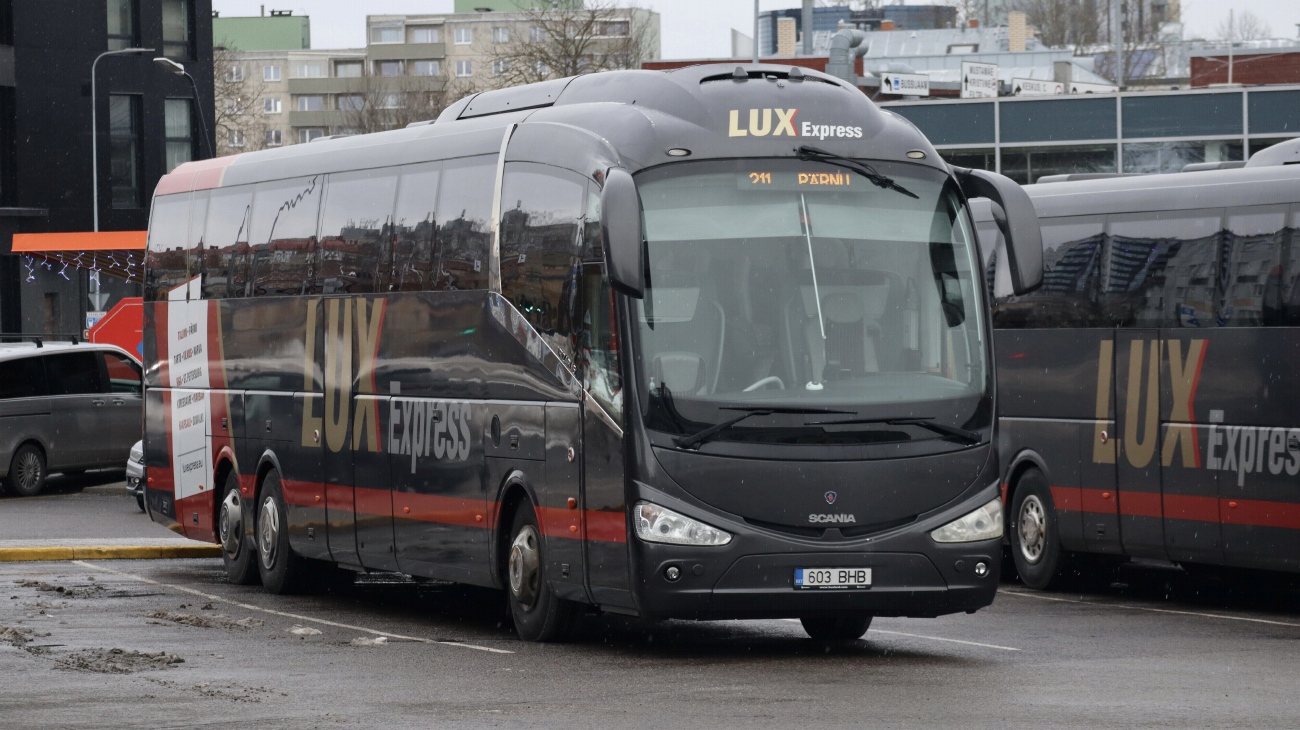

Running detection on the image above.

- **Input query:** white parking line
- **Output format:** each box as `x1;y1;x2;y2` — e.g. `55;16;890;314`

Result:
781;619;1020;651
999;588;1300;629
72;560;514;654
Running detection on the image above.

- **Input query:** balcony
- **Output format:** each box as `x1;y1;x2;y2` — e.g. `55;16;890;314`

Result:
368;43;446;61
288;110;350;128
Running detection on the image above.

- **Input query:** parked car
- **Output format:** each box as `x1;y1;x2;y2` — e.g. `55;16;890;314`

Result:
126;439;144;512
0;339;143;497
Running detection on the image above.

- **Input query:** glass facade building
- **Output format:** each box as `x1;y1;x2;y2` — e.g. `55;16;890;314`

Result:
884;86;1300;184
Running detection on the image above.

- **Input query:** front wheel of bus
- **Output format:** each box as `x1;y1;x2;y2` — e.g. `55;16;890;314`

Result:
800;615;872;642
506;505;579;642
1010;469;1069;590
256;471;307;594
219;471;259;586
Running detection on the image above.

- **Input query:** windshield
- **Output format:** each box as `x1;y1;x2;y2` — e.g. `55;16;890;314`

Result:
633;159;989;448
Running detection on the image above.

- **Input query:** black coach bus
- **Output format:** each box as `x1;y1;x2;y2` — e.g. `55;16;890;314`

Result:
983;139;1300;588
143;65;1043;641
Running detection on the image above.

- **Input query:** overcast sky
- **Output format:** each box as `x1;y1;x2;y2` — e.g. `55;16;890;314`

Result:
212;0;1300;59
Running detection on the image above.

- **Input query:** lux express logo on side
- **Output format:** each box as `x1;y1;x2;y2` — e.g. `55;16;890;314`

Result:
728;108;864;140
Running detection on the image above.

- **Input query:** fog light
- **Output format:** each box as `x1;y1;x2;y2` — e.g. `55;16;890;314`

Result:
665;566;681;581
974;562;989;578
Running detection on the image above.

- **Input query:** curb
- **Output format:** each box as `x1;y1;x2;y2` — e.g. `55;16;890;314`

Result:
0;545;222;562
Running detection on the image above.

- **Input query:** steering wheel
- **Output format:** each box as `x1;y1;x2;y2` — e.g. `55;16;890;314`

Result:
742;375;786;392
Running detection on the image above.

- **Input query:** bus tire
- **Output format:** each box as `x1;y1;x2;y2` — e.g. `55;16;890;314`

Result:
506;505;579;642
1010;468;1069;590
218;471;259;586
7;443;47;497
255;471;308;594
800;615;872;641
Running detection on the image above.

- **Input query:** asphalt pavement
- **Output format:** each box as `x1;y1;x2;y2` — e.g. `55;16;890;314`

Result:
3;486;1300;728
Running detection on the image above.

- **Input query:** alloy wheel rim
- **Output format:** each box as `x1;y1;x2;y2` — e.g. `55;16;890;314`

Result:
219;490;243;558
508;524;541;610
258;495;280;571
16;452;40;492
1018;495;1047;564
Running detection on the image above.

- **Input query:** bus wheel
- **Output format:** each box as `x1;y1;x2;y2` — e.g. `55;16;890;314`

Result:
1010;469;1069;590
506;505;579;642
7;444;47;497
800;615;872;642
255;471;307;594
218;471;259;586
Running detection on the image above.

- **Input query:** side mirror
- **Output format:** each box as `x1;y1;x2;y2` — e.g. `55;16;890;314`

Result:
600;167;645;299
952;166;1043;295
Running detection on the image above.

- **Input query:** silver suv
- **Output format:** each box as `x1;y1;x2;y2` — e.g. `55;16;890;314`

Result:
0;340;143;497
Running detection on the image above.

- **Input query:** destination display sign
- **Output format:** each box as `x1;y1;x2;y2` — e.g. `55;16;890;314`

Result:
738;170;859;191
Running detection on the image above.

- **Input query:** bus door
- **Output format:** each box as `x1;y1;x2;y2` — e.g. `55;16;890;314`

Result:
1114;330;1166;558
544;402;587;601
1159;334;1221;566
1081;331;1123;555
318;296;367;570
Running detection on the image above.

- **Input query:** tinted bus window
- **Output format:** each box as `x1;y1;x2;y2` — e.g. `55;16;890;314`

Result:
578;185;622;420
434;156;494;291
45;352;104;395
319;168;399;294
0;357;48;398
247;176;323;296
144;194;190;301
499;163;585;361
1104;211;1222;328
187;191;212;297
205;186;253;298
1267;203;1300;325
1223;206;1288;327
993;216;1104;328
391;162;441;292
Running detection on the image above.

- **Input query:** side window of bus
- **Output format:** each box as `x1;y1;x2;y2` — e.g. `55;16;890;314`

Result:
993;216;1104;328
392;162;442;292
144;194;191;301
1104;211;1222;328
434;156;494;291
205;186;253;298
247;176;324;297
499;163;586;363
319;168;400;294
186;191;211;297
579;185;623;421
1222;205;1289;327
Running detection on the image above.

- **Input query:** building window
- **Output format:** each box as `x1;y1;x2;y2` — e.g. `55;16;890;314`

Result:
263;65;281;82
161;0;191;60
263;97;282;114
529;25;545;42
106;0;136;50
299;128;324;144
226;129;244;148
337;94;364;111
456;60;473;77
493;26;509;43
370;24;402;44
535;60;549;77
296;95;324;112
379;93;403;109
295;63;324;78
335;61;363;78
265;129;283;147
413;60;441;77
108;94;140;208
410;26;439;44
454;27;472;45
224;64;244;82
163;98;192;173
375;60;404;77
492;59;508;77
224;97;246;115
596;20;629;37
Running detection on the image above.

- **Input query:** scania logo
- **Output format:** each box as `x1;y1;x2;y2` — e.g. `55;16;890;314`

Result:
809;513;857;524
824;491;837;505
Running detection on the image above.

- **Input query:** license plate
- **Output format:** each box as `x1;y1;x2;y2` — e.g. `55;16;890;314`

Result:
794;567;872;590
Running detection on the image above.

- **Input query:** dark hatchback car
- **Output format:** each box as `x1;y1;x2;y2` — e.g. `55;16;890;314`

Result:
0;342;142;497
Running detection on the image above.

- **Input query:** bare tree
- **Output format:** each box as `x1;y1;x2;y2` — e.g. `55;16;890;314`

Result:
1005;0;1101;48
212;46;270;156
488;1;655;89
340;71;480;135
1216;10;1273;41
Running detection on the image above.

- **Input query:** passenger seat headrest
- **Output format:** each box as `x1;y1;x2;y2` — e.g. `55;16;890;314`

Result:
653;352;705;395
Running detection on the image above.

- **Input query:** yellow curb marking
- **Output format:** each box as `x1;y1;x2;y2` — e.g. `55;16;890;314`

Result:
0;545;221;562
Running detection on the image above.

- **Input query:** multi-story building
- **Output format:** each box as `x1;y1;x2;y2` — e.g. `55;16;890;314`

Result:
0;0;214;336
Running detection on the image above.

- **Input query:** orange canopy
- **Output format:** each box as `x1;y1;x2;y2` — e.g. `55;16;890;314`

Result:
13;231;147;283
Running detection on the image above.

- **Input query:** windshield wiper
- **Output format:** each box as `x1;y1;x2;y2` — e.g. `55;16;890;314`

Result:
805;416;982;445
673;406;854;450
796;145;919;199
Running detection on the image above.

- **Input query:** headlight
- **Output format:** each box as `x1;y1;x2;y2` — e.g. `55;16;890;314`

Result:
930;498;1003;543
129;443;144;463
633;501;732;546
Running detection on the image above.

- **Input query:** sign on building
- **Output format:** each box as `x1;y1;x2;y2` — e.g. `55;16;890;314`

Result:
1012;78;1064;96
961;62;999;99
1069;81;1120;94
880;72;930;97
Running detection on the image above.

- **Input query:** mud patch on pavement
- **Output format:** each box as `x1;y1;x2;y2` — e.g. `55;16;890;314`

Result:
1;625;34;647
145;677;277;703
15;579;106;599
143;610;264;630
55;648;185;674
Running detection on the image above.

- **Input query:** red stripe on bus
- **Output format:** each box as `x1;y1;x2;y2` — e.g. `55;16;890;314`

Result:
1117;490;1162;518
353;486;392;518
1078;487;1117;515
586;510;628;544
1161;494;1219;523
1051;484;1300;530
1049;485;1080;511
1222;498;1300;531
392;491;494;529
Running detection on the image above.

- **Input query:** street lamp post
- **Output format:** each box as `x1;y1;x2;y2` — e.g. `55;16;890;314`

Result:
91;47;152;233
154;57;215;160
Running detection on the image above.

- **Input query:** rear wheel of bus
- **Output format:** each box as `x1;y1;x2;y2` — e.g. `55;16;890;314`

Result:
1010;468;1070;590
506;504;580;642
256;471;308;594
218;470;259;585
